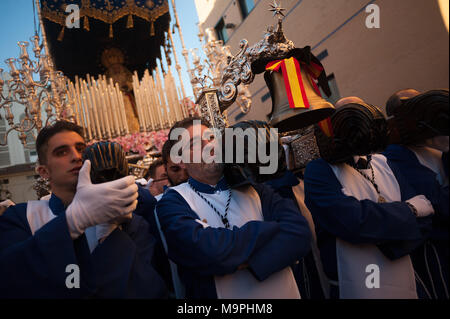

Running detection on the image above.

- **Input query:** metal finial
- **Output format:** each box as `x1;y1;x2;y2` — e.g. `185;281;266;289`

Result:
269;0;286;19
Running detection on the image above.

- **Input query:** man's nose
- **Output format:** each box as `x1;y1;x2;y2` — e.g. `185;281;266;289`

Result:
71;147;83;162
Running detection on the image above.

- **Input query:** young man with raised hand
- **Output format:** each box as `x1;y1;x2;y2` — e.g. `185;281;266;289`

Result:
0;121;167;298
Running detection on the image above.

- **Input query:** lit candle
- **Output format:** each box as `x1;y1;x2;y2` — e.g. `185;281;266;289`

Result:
87;82;101;140
149;73;162;130
109;83;120;136
74;78;86;136
142;86;151;131
135;87;144;131
132;72;145;132
94;84;106;139
86;73;92;87
101;92;111;139
153;68;165;129
80;81;92;141
82;80;97;140
116;84;129;135
112;86;124;135
103;79;117;137
107;79;118;135
141;71;152;131
143;79;155;131
112;83;123;135
100;78;114;138
162;73;173;126
68;82;80;125
168;73;181;122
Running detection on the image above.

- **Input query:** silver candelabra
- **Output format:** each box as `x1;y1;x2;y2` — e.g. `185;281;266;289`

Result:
0;35;74;146
190;26;252;115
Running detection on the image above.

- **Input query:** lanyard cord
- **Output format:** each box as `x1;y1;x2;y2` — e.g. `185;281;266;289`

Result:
188;180;232;229
347;160;387;203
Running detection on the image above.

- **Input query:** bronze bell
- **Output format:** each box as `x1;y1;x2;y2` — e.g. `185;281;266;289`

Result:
268;69;335;133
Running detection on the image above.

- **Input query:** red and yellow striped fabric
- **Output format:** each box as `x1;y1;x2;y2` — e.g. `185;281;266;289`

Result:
318;117;333;138
266;57;310;109
265;57;333;137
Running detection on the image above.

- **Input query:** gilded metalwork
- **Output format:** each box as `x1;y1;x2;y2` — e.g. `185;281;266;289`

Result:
0;35;74;146
40;0;169;27
196;88;226;132
191;26;253;115
269;0;286;18
217;1;294;110
282;125;321;169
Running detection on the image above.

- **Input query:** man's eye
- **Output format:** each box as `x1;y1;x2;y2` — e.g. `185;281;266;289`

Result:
55;150;68;156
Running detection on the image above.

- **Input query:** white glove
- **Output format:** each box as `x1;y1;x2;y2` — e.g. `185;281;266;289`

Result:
66;160;138;239
135;178;148;186
406;195;435;218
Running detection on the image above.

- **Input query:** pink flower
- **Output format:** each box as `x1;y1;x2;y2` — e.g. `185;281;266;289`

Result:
89;129;169;155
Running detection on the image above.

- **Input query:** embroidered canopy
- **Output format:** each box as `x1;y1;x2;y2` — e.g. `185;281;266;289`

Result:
40;0;170;80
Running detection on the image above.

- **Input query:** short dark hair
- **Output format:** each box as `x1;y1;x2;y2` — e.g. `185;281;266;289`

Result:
166;117;213;164
161;139;175;165
145;158;164;180
36;121;84;164
168;116;211;140
386;89;420;117
393;89;449;145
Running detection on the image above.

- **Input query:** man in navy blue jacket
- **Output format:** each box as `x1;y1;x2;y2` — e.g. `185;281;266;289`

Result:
304;102;434;299
0;121;167;298
384;89;449;299
156;117;311;299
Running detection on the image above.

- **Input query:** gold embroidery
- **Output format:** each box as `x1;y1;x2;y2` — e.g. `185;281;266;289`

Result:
41;0;169;27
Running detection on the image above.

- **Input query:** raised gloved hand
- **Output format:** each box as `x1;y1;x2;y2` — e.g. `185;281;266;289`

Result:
66;160;138;239
406;195;435;218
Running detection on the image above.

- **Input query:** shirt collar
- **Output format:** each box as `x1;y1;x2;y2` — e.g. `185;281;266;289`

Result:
188;176;229;194
49;193;66;216
350;155;371;169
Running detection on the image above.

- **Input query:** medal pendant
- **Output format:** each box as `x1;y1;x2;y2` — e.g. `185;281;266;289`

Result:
378;195;386;203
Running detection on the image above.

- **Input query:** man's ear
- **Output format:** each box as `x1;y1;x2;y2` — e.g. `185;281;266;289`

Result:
36;165;50;180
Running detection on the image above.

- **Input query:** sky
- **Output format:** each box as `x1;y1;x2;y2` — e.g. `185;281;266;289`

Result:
0;0;204;99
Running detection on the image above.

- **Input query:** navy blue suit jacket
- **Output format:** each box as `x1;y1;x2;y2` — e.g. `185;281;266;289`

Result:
156;177;311;298
304;158;432;281
384;145;449;239
0;194;168;299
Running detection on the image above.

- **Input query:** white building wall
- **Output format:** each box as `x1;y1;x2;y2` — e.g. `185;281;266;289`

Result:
194;0;218;24
1;72;42;168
